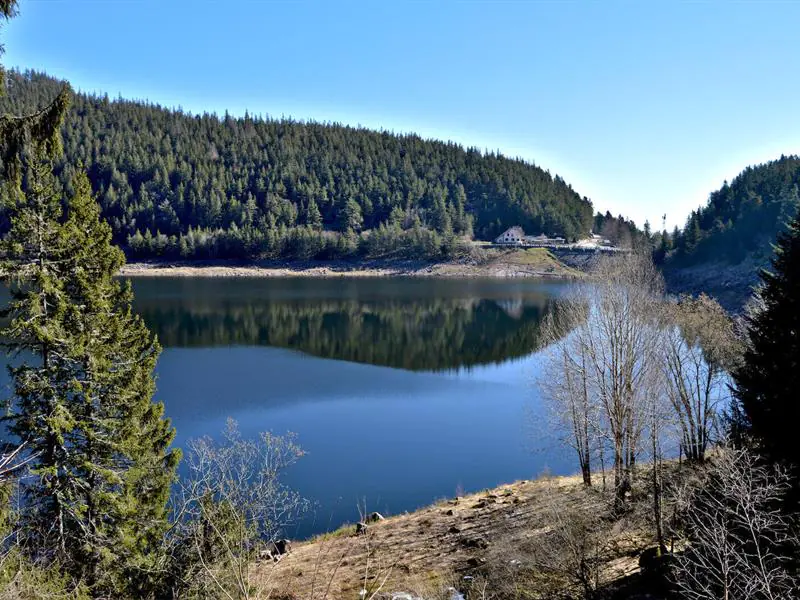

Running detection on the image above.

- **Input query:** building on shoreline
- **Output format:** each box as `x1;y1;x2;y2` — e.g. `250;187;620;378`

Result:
493;227;623;252
493;227;565;246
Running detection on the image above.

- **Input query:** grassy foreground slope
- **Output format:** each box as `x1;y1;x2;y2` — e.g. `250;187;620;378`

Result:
259;470;674;600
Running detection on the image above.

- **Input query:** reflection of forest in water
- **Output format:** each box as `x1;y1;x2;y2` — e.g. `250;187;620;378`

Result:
130;279;564;371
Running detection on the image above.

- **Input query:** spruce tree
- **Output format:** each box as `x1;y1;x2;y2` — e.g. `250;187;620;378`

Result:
1;156;180;597
306;198;323;230
1;4;70;181
733;211;800;486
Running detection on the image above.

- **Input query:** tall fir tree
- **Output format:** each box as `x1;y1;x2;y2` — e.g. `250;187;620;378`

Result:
305;198;323;230
1;155;180;597
733;211;800;489
1;3;70;181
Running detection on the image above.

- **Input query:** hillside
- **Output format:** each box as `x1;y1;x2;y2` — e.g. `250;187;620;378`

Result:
665;155;800;310
258;470;674;600
0;70;594;262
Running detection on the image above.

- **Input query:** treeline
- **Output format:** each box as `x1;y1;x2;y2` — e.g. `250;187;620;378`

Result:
0;70;594;261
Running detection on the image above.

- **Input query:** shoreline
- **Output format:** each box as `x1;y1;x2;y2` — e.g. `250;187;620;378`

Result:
118;250;586;280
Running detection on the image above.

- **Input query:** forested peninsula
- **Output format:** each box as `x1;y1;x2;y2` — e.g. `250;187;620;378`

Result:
0;70;593;262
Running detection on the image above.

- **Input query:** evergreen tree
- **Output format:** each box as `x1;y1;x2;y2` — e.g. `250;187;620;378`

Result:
733;211;800;491
340;198;363;233
305;198;322;230
0;7;70;180
430;189;452;234
1;156;180;597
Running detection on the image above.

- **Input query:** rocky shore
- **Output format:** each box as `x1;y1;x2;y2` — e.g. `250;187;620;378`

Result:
119;248;584;280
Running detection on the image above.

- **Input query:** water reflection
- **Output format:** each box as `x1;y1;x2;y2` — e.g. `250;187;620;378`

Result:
130;277;565;371
2;277;575;538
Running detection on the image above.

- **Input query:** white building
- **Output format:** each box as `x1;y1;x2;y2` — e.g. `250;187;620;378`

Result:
494;226;525;245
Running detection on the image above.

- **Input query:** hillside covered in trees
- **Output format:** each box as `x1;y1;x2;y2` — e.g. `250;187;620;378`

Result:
0;70;594;261
671;155;800;265
662;155;800;310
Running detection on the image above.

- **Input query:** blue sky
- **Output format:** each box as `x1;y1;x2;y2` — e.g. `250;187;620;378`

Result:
4;0;800;230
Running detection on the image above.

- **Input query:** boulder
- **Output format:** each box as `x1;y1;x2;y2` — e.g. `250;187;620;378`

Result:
274;539;291;555
262;538;291;562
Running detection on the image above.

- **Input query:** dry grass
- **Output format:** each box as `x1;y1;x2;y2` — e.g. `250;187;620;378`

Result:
253;472;655;599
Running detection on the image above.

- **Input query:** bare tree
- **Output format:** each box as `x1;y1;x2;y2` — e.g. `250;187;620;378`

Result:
539;301;599;487
167;419;307;600
543;253;664;507
0;441;35;483
661;295;740;463
672;447;799;600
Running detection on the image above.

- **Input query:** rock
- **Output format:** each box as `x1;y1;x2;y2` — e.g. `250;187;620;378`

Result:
446;587;466;600
356;521;369;535
260;538;291;562
273;539;291;555
466;557;486;568
448;525;461;534
258;549;273;561
366;511;385;523
462;537;489;549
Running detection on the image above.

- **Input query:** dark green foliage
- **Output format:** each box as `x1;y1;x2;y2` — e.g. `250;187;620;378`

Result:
672;156;800;266
0;87;70;181
732;212;800;491
0;70;594;260
0;157;180;597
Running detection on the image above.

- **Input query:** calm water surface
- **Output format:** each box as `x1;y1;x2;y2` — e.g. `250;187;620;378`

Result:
129;277;575;538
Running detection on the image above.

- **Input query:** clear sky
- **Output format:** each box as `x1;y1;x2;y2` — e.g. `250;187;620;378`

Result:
4;0;800;230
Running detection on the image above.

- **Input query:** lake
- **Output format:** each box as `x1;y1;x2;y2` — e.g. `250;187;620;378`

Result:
128;277;575;539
